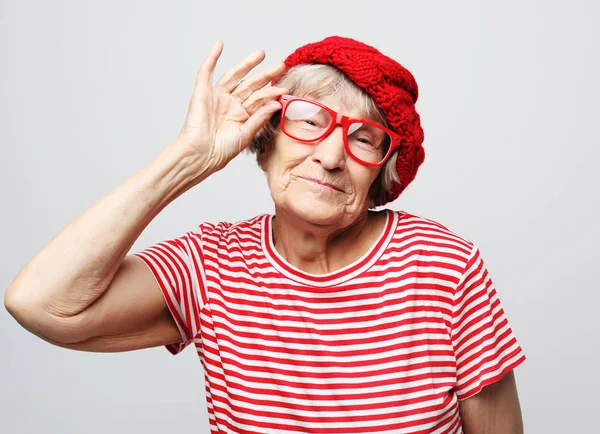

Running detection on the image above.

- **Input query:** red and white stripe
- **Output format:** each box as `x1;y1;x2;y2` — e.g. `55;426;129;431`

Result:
134;210;525;433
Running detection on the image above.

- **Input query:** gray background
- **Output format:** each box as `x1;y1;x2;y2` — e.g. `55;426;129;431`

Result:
1;0;598;432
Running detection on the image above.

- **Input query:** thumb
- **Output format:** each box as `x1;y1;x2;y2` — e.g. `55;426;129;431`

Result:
238;100;281;148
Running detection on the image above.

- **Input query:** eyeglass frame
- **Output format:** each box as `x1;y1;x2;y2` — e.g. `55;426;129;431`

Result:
276;94;403;167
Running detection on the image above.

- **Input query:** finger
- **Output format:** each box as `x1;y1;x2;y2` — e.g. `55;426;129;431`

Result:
238;100;282;151
242;86;288;116
196;40;223;87
215;49;266;92
232;61;287;101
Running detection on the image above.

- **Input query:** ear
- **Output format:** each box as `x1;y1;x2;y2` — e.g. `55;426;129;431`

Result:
259;151;270;172
368;175;382;208
258;138;276;172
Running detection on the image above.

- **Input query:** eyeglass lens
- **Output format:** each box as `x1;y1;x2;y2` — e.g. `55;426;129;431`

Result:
283;100;391;164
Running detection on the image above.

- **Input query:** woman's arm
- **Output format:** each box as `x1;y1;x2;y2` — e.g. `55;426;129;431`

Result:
4;142;212;345
458;370;524;433
4;41;286;349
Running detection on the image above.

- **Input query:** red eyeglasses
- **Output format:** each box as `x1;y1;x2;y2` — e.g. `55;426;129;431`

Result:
276;95;402;166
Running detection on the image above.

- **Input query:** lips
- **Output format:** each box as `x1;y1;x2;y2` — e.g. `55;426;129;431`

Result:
301;177;344;192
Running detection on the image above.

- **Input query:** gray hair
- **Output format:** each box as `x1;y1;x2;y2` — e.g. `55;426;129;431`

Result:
246;64;400;207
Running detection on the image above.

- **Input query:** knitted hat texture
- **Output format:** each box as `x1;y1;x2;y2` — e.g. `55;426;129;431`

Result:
281;36;425;204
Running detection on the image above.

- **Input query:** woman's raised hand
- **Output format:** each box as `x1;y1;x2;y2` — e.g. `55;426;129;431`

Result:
176;41;287;172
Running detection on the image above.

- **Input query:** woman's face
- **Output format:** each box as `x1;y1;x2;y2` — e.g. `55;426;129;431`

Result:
262;95;382;228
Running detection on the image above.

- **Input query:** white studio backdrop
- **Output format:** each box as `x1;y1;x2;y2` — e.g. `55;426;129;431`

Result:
1;0;598;432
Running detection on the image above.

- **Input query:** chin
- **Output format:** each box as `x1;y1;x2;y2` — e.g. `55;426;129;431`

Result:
282;193;349;226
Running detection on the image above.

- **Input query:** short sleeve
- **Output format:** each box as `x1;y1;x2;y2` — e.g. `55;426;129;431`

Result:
133;229;208;355
451;245;526;400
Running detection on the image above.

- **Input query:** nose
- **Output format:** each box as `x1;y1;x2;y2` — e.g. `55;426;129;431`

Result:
310;126;347;171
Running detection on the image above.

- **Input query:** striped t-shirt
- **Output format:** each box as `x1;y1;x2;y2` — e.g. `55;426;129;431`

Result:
133;210;525;433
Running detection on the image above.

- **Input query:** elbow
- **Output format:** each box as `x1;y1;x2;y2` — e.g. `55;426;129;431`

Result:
4;289;86;345
4;286;34;329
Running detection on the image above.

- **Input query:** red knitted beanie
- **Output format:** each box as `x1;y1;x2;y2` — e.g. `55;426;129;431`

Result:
280;36;425;204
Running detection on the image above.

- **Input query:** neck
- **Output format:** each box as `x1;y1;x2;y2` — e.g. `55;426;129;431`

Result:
271;209;385;275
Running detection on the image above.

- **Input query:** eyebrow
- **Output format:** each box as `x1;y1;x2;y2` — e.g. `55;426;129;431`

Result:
299;93;384;125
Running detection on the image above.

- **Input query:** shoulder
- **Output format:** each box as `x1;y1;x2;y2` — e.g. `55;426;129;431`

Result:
389;209;478;263
193;214;266;243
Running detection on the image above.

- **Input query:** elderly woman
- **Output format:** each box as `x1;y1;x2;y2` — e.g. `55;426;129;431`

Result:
5;37;525;433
